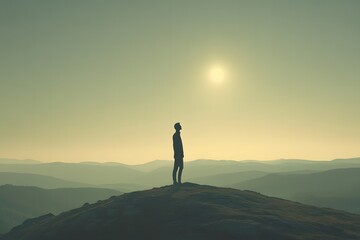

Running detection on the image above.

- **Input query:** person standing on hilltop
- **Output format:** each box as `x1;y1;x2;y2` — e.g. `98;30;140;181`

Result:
172;122;184;185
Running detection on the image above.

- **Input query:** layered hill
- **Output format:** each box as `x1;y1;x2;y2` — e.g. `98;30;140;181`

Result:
1;158;359;190
232;168;360;213
189;171;268;186
0;162;143;185
2;183;360;240
0;185;120;234
0;172;90;189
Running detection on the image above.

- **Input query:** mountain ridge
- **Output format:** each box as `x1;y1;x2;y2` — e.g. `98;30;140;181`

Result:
232;168;360;213
0;172;90;189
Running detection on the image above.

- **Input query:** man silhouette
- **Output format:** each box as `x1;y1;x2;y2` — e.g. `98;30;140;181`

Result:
172;122;184;185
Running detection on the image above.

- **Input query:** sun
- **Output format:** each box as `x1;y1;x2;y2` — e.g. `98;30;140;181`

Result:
209;66;225;84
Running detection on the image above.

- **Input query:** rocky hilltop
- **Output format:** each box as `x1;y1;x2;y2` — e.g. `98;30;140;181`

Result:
2;183;360;240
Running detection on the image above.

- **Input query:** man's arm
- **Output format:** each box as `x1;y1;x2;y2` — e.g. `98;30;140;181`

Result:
173;133;183;157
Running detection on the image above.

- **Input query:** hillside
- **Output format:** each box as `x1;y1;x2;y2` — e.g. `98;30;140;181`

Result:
0;185;120;234
189;171;268;186
232;168;360;213
0;162;143;185
0;172;90;189
2;183;360;240
129;160;172;172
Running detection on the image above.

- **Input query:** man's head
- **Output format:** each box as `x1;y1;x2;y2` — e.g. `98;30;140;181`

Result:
174;122;182;131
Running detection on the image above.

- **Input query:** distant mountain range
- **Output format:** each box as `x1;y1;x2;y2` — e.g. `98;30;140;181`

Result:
188;170;269;186
0;185;120;234
0;162;142;186
0;157;359;189
0;157;359;221
2;183;360;240
231;167;360;214
0;172;90;189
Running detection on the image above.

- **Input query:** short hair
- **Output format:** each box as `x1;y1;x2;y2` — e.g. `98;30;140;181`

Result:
174;122;181;130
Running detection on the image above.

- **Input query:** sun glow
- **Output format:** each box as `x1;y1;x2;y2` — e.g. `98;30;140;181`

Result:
209;66;225;84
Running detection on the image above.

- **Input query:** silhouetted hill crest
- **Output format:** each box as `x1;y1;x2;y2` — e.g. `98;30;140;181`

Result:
2;183;360;240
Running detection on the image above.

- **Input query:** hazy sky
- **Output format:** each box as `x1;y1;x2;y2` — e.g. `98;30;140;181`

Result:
1;0;359;163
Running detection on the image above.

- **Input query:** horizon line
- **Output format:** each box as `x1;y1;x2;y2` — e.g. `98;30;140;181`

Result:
1;156;359;165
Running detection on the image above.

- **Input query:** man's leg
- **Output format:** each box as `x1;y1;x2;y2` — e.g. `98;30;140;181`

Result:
172;161;178;184
178;160;183;184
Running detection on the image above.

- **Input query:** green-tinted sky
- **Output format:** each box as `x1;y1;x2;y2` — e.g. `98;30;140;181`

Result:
1;0;359;163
